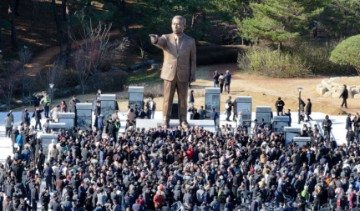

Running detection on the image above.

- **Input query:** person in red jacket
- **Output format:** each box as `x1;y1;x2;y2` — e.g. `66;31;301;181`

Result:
153;185;166;210
186;145;194;160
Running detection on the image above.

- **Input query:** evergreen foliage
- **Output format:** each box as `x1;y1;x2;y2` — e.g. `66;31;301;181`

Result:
330;34;360;75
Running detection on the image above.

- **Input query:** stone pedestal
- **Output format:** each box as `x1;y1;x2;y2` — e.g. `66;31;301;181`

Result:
171;100;179;119
204;88;220;119
235;96;252;124
272;116;290;134
58;112;75;129
284;127;302;146
293;137;311;147
48;122;66;134
76;103;93;130
40;134;58;160
136;119;216;132
128;86;144;109
255;106;272;124
99;94;117;120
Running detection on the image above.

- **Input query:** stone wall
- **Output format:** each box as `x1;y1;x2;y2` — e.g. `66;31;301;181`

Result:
316;77;360;98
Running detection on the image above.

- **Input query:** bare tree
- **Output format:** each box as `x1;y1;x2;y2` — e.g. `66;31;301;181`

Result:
71;11;129;93
0;62;21;110
18;46;32;99
8;4;18;49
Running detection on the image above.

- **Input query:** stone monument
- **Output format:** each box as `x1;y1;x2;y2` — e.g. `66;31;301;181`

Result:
40;133;58;160
99;94;117;120
234;96;252;125
58;112;75;129
255;106;272;124
204;88;220;119
76;103;93;130
272;116;290;134
128;86;144;109
284;127;302;146
292;137;311;147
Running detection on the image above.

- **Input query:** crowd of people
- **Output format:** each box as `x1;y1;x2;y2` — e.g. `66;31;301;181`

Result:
213;70;232;94
1;91;359;211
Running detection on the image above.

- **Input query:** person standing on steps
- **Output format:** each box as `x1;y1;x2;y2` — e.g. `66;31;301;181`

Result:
33;107;43;131
150;15;196;128
69;96;80;113
218;73;225;94
5;113;13;138
299;97;306;122
225;96;233;121
210;108;219;128
188;90;195;109
21;108;30;126
345;113;353;131
213;70;220;87
339;84;349;108
284;109;292;126
322;115;332;140
40;94;51;118
145;97;156;119
275;97;285;116
305;98;312;122
224;70;232;94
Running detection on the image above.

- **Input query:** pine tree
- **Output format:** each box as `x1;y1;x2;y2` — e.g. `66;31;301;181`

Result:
237;0;327;49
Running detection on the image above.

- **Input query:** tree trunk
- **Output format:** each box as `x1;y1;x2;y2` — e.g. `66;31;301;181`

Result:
191;14;195;29
61;0;67;21
14;0;20;16
278;42;282;52
8;5;18;50
52;0;64;58
355;67;360;76
63;0;71;68
0;24;3;51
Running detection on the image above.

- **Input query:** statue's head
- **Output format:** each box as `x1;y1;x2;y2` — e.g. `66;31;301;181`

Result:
172;15;186;35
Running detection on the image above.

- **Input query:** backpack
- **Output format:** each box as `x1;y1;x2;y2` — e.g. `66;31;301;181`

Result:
218;189;226;203
114;121;121;130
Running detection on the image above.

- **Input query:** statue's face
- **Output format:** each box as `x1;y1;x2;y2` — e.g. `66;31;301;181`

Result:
172;17;185;35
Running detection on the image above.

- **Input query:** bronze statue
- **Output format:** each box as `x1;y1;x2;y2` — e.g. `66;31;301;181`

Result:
150;15;196;128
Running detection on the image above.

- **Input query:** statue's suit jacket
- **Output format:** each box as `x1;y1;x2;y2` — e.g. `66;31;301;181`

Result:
154;33;196;82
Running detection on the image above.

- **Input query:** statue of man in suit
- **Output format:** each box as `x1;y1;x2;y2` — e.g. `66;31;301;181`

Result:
150;15;196;128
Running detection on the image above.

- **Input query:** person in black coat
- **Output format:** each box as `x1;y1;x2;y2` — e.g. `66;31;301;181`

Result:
43;163;53;191
346;113;353;131
41;187;50;211
21;108;30;126
213;70;220;87
339;84;349;108
305;98;312;121
32;107;43;130
275;97;285;116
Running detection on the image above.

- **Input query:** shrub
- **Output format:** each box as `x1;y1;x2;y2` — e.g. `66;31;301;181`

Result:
292;41;356;76
58;69;79;88
238;47;312;78
88;71;128;92
143;83;163;99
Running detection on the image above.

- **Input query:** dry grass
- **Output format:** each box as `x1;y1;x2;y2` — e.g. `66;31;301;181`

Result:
12;63;359;116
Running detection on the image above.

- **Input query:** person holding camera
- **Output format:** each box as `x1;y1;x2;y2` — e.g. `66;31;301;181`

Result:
322;115;332;139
